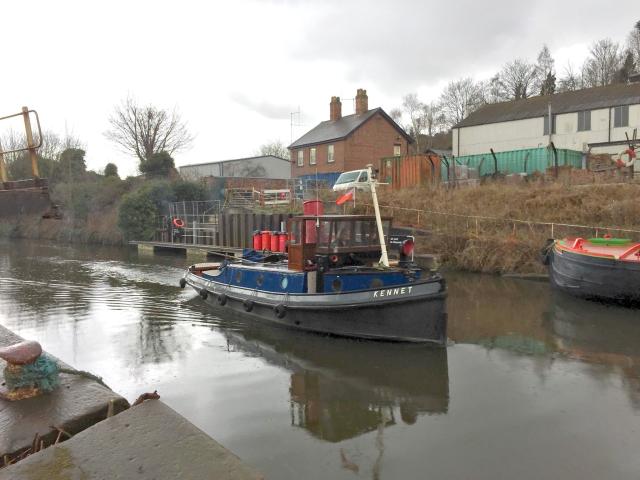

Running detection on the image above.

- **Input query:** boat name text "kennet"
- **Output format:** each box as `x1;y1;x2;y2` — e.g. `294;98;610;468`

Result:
373;286;413;298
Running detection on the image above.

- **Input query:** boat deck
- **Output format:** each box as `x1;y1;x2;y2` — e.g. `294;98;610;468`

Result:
558;238;640;262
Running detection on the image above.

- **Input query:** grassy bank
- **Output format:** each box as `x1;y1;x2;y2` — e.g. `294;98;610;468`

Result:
370;181;640;274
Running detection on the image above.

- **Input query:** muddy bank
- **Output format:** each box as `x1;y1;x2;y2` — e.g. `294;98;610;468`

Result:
0;208;123;246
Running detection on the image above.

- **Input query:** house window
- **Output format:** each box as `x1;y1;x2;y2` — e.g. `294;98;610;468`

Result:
614;105;629;128
543;114;556;135
327;145;335;163
577;110;591;132
393;144;401;156
310;147;316;165
297;150;303;167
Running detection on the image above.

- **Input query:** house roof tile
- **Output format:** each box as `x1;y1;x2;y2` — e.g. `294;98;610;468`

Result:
289;108;411;148
455;82;640;128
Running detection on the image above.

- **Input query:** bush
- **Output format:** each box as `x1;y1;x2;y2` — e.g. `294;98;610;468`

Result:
173;180;207;202
140;151;175;177
104;163;119;178
117;191;158;240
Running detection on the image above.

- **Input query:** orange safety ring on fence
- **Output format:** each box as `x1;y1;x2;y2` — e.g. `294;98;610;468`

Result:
173;218;185;228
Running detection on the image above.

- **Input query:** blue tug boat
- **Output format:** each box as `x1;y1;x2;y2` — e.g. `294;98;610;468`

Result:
181;166;447;344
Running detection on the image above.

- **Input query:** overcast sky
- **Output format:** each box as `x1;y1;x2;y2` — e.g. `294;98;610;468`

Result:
1;0;637;176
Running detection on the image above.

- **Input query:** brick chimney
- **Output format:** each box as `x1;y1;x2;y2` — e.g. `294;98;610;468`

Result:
330;96;342;121
355;88;368;115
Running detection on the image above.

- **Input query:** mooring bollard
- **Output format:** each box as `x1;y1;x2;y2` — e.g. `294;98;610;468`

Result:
0;340;60;401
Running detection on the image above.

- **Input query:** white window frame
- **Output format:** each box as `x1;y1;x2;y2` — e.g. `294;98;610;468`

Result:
297;150;303;167
393;144;401;156
327;144;335;163
310;147;316;165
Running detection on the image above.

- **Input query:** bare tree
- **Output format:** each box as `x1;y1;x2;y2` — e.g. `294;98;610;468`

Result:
389;108;403;123
256;139;290;160
582;39;622;87
498;59;538;100
557;62;583;92
105;97;193;167
439;78;484;128
479;75;508;104
401;94;429;152
628;20;640;65
535;45;556;95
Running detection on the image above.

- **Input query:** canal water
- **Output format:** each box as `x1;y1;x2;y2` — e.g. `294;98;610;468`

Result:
1;240;639;479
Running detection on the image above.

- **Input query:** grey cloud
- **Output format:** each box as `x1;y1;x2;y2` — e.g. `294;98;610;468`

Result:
231;92;294;119
291;0;637;94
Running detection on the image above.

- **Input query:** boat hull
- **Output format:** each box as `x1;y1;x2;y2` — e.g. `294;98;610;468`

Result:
547;244;640;305
185;272;447;344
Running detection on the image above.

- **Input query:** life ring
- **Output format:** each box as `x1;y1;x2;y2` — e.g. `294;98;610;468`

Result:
243;299;254;312
179;278;186;289
217;293;227;306
199;288;208;300
618;148;636;167
274;304;287;319
173;218;185;228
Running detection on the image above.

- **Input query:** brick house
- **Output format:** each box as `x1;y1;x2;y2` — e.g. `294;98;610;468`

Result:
289;89;412;185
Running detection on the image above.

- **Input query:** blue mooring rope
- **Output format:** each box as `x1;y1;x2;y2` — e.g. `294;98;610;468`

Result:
4;354;60;392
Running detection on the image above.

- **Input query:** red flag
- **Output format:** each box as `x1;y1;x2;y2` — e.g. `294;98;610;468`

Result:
336;189;354;205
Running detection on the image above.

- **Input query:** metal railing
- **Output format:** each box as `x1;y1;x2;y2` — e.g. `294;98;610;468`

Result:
158;200;222;245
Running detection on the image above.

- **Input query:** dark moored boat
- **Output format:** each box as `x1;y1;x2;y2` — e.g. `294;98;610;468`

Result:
182;213;447;344
542;236;640;305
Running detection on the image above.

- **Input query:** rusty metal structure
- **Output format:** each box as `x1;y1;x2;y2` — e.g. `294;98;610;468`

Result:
0;107;43;183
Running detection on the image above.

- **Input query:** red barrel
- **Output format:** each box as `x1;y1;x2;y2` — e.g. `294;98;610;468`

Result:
252;231;262;250
261;230;271;251
278;232;287;253
270;232;279;252
303;200;324;244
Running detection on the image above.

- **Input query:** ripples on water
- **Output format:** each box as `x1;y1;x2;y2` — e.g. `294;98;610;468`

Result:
2;240;640;480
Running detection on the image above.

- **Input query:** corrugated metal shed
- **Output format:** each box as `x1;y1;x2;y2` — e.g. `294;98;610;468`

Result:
442;147;583;179
379;155;441;190
180;155;291;180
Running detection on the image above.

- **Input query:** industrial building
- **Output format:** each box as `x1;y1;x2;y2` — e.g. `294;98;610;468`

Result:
179;155;291;180
453;82;640;158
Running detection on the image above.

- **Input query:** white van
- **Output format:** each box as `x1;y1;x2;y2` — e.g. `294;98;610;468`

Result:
332;169;370;192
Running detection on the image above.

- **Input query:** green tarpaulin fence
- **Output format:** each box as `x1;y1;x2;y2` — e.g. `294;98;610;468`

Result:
443;147;583;180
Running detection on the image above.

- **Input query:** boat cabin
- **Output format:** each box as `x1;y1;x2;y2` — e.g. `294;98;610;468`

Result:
287;215;391;271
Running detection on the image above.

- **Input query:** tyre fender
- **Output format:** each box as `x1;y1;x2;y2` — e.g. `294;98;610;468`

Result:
274;304;286;319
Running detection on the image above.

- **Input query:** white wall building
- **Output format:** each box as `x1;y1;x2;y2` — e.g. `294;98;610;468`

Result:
453;82;640;157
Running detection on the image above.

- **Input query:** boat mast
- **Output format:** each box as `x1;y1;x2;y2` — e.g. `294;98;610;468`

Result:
367;164;389;267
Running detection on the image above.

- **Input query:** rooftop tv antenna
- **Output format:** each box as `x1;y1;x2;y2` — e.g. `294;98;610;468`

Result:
290;107;302;144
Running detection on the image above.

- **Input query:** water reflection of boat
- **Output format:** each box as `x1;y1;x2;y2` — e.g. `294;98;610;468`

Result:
546;293;640;409
218;319;449;442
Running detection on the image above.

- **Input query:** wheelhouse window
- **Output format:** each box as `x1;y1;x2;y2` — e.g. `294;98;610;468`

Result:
577;110;591;131
316;218;390;251
614;105;629;128
297;150;303;167
289;220;302;245
543;114;556;135
327;144;335;163
309;147;317;165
